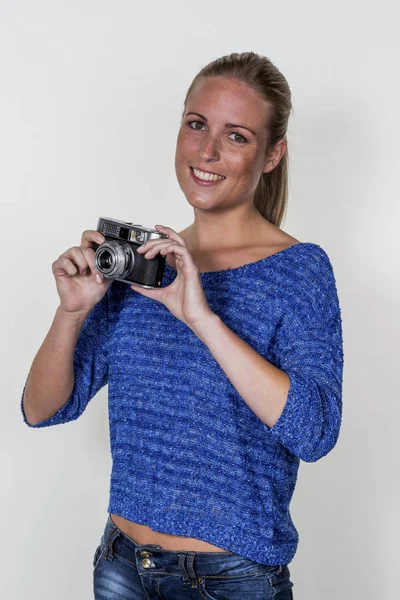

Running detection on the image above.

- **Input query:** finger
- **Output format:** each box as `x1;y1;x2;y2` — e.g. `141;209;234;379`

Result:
154;225;186;246
53;256;79;277
139;240;175;257
138;233;182;255
60;245;94;277
81;246;100;277
67;247;91;275
54;247;86;276
81;230;105;249
156;242;195;270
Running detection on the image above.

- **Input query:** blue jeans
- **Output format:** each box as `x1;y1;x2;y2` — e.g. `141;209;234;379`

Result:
93;514;294;599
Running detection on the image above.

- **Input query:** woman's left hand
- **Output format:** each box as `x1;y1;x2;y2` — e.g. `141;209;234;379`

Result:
130;225;214;330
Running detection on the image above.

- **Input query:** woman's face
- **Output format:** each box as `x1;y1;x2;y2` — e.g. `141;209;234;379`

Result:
175;76;273;213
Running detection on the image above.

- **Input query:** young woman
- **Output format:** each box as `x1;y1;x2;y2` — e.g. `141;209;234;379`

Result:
21;52;344;599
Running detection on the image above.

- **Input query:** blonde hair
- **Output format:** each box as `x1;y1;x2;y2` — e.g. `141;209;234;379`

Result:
182;52;293;227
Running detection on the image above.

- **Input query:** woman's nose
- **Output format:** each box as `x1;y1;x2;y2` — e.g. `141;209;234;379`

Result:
198;134;220;162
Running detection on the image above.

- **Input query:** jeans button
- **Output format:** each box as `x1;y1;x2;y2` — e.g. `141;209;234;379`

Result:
142;558;151;568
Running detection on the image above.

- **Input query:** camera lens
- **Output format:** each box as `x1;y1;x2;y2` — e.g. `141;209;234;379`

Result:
97;250;114;270
95;240;135;279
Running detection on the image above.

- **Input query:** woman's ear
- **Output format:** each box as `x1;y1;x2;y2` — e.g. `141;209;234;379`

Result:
262;138;287;174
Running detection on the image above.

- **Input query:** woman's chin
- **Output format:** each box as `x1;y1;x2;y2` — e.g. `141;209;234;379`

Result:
183;191;217;207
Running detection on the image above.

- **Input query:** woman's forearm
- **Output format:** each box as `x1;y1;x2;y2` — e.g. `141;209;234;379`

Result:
189;313;290;428
22;306;90;425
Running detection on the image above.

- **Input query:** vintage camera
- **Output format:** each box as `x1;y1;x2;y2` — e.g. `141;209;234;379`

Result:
92;217;168;289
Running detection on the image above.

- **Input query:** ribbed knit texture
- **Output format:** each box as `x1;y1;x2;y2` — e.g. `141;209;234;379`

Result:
21;242;344;565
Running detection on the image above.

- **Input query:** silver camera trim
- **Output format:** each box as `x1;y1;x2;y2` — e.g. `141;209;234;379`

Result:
94;217;167;289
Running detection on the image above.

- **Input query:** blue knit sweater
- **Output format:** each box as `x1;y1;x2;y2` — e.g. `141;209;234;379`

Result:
21;242;344;565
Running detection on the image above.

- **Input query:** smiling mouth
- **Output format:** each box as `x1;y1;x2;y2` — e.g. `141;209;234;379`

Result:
190;167;226;182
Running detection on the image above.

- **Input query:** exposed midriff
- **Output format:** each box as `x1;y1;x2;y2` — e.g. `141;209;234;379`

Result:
110;514;229;551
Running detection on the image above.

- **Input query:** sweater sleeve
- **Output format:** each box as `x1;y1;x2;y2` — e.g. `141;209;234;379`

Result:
20;287;110;428
265;246;344;462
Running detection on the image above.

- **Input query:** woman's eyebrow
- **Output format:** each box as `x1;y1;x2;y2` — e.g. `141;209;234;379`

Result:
185;112;256;136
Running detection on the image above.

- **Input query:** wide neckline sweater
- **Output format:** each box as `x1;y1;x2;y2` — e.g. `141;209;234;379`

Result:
21;241;344;565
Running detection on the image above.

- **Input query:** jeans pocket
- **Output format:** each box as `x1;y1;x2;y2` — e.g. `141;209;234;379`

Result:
199;569;279;600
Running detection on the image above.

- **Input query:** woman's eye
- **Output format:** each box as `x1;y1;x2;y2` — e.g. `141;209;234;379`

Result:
228;132;247;144
187;120;205;130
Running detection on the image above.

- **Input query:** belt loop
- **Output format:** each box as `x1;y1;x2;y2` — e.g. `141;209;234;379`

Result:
186;552;198;588
105;526;120;561
178;553;190;584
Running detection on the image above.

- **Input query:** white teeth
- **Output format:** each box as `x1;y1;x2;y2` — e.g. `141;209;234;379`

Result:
193;168;225;182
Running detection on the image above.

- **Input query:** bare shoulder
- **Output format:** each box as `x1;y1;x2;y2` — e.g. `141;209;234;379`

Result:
166;221;301;273
278;231;301;246
262;220;300;243
256;222;301;255
183;225;299;272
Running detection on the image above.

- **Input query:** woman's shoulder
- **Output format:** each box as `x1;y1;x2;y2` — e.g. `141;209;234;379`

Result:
278;240;341;319
172;225;303;273
270;224;333;265
253;226;334;277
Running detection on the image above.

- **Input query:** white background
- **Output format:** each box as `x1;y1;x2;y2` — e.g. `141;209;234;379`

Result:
2;1;399;598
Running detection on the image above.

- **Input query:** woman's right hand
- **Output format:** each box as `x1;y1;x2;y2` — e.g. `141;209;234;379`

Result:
52;230;113;315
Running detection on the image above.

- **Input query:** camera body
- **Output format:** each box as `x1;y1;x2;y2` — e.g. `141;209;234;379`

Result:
92;217;168;289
